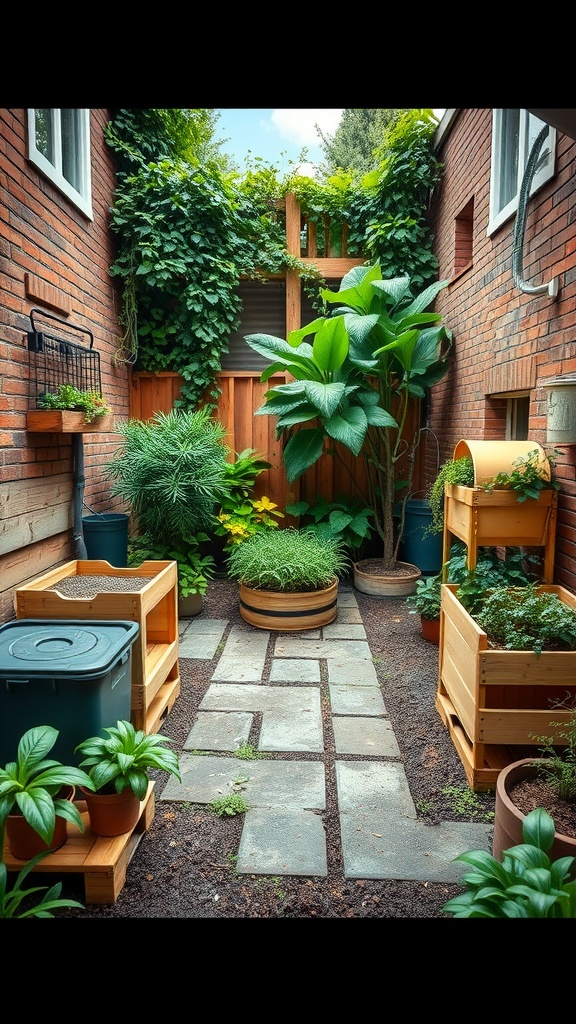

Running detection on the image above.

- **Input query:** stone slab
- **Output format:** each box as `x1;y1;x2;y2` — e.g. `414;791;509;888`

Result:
183;711;253;752
161;753;326;809
236;808;328;877
329;684;387;716
332;716;400;756
269;658;321;683
327;658;379;685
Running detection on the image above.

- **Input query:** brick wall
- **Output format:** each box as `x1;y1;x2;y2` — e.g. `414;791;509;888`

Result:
430;109;576;592
0;108;130;620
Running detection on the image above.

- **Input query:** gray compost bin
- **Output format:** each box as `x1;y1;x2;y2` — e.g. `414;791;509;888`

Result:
0;619;139;767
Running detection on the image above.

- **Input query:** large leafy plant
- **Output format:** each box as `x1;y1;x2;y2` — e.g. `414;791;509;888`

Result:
442;807;576;918
244;263;452;570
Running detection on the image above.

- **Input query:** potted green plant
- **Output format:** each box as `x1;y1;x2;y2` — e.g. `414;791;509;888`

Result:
225;527;349;631
427;455;474;535
128;533;215;617
104;407;232;611
243;263;453;597
406;573;443;643
0;725;95;861
75;719;182;837
442;806;576;918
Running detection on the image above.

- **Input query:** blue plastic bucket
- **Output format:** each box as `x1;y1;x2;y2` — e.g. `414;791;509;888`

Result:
402;499;442;575
82;513;129;567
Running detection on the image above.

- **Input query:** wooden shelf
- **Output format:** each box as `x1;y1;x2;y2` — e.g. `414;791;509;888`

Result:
2;783;155;903
26;411;115;433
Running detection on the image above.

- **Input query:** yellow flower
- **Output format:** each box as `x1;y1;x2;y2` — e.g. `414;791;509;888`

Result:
253;497;277;512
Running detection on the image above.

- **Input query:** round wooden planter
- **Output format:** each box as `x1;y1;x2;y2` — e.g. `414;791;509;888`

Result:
6;784;75;860
420;615;440;644
80;785;141;837
493;758;576;865
353;560;421;597
239;579;338;631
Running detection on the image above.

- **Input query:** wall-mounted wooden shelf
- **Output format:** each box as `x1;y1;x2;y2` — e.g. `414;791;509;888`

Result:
26;411;115;433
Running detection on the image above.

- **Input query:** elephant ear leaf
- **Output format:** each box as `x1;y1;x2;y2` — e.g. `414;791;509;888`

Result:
282;428;326;483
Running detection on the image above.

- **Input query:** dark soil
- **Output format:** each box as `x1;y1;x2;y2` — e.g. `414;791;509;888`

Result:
48;578;571;920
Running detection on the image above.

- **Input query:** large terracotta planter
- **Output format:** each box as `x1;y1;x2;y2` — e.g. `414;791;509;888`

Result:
80;785;142;837
6;784;75;860
436;584;576;790
239;579;338;631
353;560;421;597
493;758;576;869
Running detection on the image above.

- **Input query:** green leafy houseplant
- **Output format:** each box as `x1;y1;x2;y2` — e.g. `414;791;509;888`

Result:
244;262;452;574
481;447;560;502
0;725;95;853
442;807;576;918
0;853;86;918
226;527;348;593
406;573;443;621
37;384;112;423
75;719;182;801
285;496;375;560
129;533;215;599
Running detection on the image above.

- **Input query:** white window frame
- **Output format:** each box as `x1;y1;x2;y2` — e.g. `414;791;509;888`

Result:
27;109;93;220
488;110;555;235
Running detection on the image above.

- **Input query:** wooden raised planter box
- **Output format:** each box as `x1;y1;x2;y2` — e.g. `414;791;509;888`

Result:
14;560;180;735
442;484;557;581
436;583;576;791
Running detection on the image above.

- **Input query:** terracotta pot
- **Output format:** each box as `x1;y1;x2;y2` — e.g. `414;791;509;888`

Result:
420;615;440;644
493;758;576;866
238;579;338;631
80;785;141;837
353;560;421;597
6;784;75;860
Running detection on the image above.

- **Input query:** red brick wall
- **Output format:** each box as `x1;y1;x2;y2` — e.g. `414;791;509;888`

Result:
430;109;576;592
0;108;130;620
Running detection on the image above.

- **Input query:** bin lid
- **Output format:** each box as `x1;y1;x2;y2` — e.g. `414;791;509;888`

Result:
0;620;140;678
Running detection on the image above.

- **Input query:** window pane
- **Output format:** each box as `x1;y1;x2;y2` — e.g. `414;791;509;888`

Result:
61;109;82;191
35;109;54;165
499;109;520;209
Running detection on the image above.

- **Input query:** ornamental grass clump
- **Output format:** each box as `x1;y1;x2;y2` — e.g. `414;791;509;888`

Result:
226;527;348;592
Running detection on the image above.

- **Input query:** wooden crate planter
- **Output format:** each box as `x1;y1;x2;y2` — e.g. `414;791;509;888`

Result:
442;484;557;582
14;560;180;734
2;782;155;904
436;583;576;791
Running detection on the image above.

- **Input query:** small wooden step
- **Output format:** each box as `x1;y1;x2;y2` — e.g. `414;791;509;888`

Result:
2;782;155;904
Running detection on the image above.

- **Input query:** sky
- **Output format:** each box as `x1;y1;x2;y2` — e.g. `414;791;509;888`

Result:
214;108;446;177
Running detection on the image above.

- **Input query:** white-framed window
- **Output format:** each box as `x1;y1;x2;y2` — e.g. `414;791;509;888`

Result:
27;109;93;219
488;110;555;235
506;393;530;440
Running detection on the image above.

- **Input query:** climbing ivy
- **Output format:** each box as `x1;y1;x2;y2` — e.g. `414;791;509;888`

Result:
105;108;443;410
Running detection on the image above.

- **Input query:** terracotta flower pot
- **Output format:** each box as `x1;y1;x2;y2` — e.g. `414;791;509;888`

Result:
6;784;75;860
493;758;576;867
420;615;440;644
80;785;141;837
